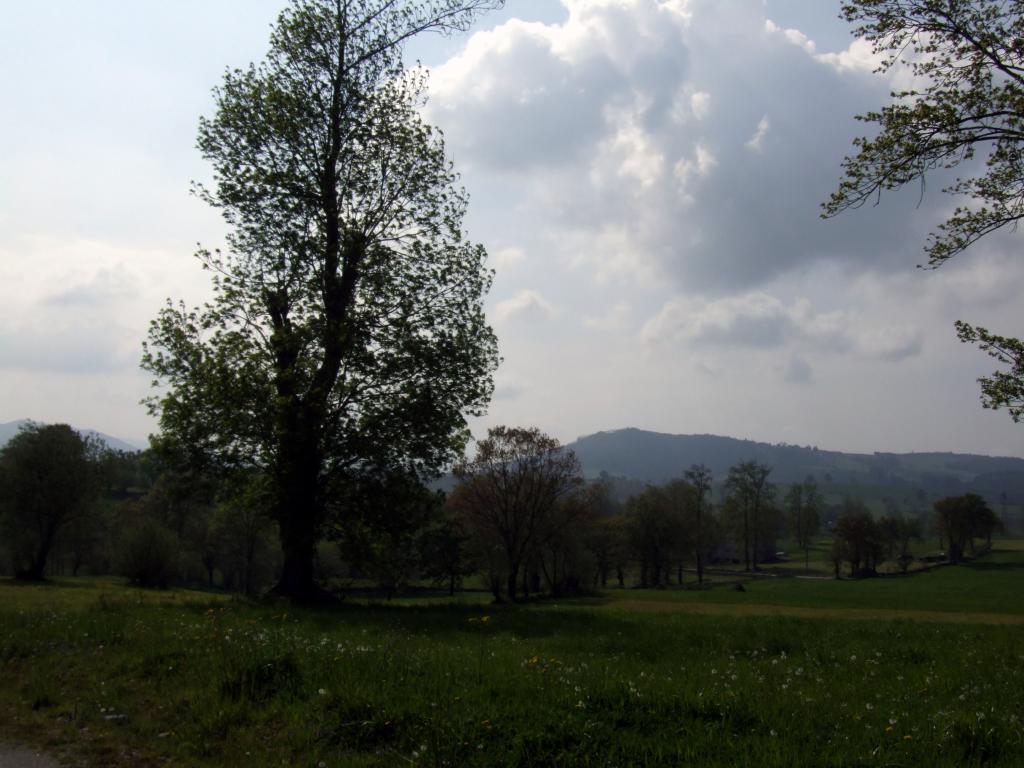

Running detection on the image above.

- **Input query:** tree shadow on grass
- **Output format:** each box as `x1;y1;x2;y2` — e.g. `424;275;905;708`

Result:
960;560;1024;572
0;576;94;589
272;595;648;643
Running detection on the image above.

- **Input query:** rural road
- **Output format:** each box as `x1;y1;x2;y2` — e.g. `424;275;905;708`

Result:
0;745;59;768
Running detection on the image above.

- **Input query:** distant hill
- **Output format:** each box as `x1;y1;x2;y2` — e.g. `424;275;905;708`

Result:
566;428;1024;506
0;420;144;453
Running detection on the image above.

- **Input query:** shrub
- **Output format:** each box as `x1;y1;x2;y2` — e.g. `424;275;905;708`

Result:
119;517;179;588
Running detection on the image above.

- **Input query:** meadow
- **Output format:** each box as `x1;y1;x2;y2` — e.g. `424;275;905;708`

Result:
2;546;1023;767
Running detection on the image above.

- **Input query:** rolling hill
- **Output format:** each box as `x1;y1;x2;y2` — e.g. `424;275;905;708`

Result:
566;428;1024;507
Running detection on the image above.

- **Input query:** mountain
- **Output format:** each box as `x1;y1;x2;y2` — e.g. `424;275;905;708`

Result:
0;420;145;453
566;428;1024;505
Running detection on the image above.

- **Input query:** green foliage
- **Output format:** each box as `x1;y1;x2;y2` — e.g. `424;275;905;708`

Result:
825;0;1024;423
825;1;1024;267
119;517;180;589
684;463;714;584
625;484;689;588
141;0;502;597
723;461;778;570
0;423;103;580
334;472;443;597
418;515;475;595
877;512;923;573
956;321;1024;422
784;477;822;572
833;499;886;577
934;492;1001;563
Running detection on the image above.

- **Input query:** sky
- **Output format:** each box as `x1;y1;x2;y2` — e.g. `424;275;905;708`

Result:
1;0;1022;458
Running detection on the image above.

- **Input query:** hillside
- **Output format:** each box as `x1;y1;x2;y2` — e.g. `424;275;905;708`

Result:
0;420;143;453
567;428;1024;505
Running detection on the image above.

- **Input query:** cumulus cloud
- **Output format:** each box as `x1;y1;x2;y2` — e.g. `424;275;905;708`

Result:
494;289;555;323
764;19;816;55
490;246;527;271
427;0;947;294
641;291;922;362
814;37;882;74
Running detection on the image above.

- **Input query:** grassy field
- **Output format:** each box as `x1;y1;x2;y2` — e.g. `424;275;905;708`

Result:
2;546;1024;766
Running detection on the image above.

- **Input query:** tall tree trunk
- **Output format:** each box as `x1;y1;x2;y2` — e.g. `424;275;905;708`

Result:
745;512;753;573
18;524;58;581
271;428;323;599
507;563;519;602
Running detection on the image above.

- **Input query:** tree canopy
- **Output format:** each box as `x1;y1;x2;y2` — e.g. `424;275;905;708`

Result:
452;426;583;601
0;423;102;580
143;0;502;599
825;0;1024;421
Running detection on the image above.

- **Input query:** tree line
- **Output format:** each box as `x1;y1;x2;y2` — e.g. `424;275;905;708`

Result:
0;422;1004;596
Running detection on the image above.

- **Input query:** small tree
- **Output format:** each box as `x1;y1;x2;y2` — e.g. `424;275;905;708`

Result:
0;424;102;581
212;473;277;595
418;515;474;596
833;499;884;577
119;517;180;589
333;471;442;598
453;426;583;601
934;493;1001;564
785;476;822;573
581;483;626;588
878;513;923;574
625;485;687;588
723;461;776;571
684;464;713;584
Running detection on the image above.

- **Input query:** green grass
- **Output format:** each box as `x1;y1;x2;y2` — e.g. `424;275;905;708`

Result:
593;546;1024;618
2;548;1024;766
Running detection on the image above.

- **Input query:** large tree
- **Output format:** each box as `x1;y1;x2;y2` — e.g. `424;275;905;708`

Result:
143;0;501;599
0;424;102;581
824;1;1024;421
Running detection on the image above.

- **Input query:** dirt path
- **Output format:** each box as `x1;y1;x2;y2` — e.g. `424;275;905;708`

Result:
0;745;60;768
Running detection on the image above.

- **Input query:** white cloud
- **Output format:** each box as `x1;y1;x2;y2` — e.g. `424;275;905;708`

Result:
641;291;923;362
428;0;930;294
491;246;527;271
765;19;816;54
494;289;555;323
583;301;632;330
815;37;881;74
745;115;771;153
